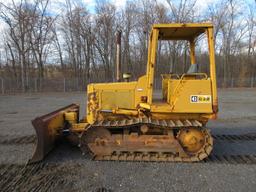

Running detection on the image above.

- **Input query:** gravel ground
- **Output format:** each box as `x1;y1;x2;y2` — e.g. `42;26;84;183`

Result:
0;88;256;192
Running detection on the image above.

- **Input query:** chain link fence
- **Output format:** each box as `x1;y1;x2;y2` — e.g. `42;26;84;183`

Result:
153;76;256;90
0;77;89;94
0;76;255;94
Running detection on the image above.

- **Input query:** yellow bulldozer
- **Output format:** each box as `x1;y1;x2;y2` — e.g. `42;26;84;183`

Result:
30;23;218;163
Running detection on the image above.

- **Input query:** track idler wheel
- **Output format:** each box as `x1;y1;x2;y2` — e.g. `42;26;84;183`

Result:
177;128;206;154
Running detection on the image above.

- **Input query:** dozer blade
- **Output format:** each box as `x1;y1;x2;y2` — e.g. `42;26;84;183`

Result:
29;104;79;164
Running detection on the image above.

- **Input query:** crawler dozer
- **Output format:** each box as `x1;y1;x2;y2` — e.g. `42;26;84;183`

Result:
30;23;218;163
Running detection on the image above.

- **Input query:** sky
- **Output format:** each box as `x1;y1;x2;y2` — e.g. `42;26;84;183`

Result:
0;0;254;16
82;0;215;11
0;0;217;14
0;0;254;33
0;0;254;50
0;0;218;39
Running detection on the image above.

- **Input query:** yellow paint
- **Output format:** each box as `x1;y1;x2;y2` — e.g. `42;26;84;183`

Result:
83;23;218;125
112;108;139;116
207;27;218;111
134;75;148;105
153;23;213;28
64;112;77;124
150;112;214;120
101;90;134;109
168;79;212;113
139;103;151;110
71;123;90;132
147;29;159;104
161;74;180;100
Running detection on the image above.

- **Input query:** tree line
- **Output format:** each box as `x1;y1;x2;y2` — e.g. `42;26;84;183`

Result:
0;0;255;92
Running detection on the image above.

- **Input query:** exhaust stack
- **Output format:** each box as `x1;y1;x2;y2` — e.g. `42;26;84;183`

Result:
116;30;122;82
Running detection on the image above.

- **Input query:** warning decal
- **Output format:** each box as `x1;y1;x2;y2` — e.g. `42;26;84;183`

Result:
190;95;211;103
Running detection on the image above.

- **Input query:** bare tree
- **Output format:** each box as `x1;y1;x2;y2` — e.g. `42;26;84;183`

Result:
94;0;117;81
0;0;36;91
0;0;256;93
29;0;54;90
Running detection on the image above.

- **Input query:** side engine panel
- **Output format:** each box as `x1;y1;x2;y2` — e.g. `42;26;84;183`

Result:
100;90;135;109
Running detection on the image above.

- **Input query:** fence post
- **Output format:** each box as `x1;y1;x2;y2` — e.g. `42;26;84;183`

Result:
63;78;66;92
231;77;234;88
34;78;37;92
1;78;4;95
251;76;254;88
